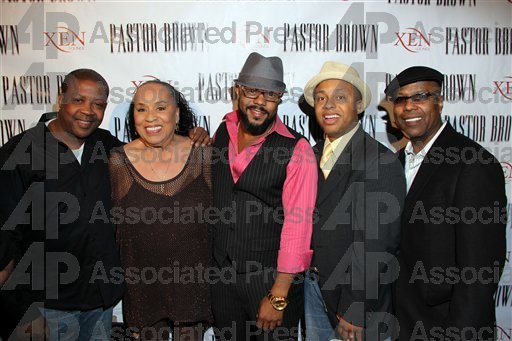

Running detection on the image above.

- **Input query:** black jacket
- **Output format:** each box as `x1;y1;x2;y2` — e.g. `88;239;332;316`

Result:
0;114;125;336
395;123;507;340
311;126;405;340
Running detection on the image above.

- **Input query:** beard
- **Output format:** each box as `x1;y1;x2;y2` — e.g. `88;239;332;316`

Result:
239;105;277;135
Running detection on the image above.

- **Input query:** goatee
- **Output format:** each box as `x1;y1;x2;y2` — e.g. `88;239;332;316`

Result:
240;106;276;135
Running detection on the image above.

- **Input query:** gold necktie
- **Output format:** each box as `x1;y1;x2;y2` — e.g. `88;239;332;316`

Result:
320;143;334;179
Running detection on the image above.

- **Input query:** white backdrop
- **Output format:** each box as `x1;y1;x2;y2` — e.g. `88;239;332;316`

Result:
1;0;511;339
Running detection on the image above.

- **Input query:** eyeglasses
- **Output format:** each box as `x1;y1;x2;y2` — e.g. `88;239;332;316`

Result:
393;91;440;106
239;86;282;102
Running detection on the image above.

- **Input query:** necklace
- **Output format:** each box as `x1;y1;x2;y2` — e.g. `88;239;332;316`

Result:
148;152;172;191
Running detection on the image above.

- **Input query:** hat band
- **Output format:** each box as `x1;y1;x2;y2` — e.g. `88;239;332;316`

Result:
235;74;285;93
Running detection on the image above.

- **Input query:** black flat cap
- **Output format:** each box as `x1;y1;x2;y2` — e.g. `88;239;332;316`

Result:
385;66;444;98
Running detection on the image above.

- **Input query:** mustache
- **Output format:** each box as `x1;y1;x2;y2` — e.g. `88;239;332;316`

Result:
76;113;99;121
246;105;270;116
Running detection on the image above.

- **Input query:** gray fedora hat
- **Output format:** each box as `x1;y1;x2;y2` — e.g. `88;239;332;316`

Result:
235;52;286;93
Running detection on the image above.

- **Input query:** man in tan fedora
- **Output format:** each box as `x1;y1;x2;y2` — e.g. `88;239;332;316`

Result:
210;52;318;340
302;61;405;341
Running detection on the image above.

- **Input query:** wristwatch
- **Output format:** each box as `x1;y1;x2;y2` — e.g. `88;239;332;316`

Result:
267;291;289;311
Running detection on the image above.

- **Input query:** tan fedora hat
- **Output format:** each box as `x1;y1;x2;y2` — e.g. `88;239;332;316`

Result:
303;61;371;113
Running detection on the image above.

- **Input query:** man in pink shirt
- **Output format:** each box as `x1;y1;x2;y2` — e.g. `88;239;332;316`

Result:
210;52;318;341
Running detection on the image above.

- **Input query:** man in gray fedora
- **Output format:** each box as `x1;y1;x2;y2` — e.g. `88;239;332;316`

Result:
210;52;318;340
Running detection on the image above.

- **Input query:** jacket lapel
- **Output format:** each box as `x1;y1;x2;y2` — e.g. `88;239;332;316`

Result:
315;127;364;206
403;124;454;216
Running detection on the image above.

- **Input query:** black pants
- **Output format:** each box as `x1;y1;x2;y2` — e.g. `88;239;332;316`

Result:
210;259;304;341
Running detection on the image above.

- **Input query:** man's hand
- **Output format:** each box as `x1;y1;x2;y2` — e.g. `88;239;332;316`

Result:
15;316;49;340
188;127;211;146
0;259;14;286
256;296;283;331
336;314;363;341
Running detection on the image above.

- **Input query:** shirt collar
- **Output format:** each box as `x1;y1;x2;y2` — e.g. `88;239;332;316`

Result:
224;110;295;139
323;123;360;157
405;121;447;157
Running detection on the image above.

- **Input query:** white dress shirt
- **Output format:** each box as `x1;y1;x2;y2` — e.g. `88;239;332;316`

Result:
404;122;447;192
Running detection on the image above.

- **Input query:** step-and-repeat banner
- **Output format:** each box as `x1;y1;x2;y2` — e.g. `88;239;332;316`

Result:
1;0;511;338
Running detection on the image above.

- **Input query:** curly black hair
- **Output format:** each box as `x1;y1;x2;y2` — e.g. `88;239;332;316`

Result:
127;80;196;141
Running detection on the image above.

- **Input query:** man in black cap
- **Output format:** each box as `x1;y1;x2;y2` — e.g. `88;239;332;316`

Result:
210;52;317;340
386;66;507;340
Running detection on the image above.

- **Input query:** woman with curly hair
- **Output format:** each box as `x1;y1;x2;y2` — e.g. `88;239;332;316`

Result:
109;80;213;340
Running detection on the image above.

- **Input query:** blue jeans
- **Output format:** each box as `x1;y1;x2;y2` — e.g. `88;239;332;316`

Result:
304;270;337;340
305;271;392;341
39;306;113;341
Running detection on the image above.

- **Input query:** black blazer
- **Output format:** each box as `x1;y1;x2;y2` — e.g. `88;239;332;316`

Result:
395;123;507;340
311;126;406;340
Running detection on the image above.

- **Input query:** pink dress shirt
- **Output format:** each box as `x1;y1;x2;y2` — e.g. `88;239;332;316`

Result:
223;110;317;273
